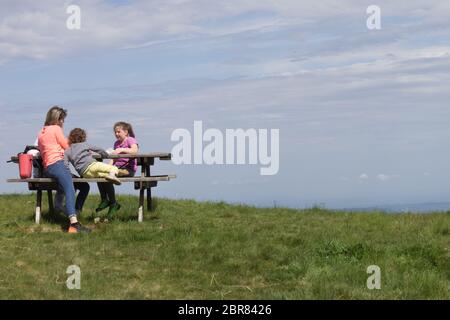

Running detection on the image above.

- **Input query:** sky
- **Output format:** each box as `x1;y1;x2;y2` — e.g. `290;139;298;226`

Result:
1;0;450;209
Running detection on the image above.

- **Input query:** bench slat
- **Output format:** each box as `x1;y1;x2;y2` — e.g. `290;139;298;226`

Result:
7;175;176;183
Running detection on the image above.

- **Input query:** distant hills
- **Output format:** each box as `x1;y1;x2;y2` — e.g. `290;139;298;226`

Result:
343;202;450;213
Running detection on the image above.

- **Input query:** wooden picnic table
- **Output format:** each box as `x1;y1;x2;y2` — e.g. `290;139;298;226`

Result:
7;153;176;223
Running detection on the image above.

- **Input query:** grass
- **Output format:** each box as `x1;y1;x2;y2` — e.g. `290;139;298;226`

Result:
0;193;448;299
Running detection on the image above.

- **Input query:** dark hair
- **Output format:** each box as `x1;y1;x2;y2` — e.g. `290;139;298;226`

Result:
114;121;135;138
44;106;67;126
68;128;87;144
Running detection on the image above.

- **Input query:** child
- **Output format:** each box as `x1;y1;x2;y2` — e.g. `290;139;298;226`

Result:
96;122;139;217
111;121;139;175
65;128;122;185
38;106;91;233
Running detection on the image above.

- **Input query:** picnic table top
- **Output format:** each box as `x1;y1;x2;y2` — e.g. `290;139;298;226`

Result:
10;152;172;162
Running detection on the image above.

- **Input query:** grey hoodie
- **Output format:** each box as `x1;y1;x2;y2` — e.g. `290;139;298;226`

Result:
64;142;109;176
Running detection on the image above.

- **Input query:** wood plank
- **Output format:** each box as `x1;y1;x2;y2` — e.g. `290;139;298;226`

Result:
10;152;172;162
7;175;176;183
134;181;157;190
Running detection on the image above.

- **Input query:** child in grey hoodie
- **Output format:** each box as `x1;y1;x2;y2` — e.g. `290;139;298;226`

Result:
65;128;121;185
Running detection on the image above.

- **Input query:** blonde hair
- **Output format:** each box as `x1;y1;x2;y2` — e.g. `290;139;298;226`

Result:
44;106;67;126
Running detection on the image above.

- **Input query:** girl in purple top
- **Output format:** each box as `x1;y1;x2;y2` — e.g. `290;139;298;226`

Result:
112;123;139;175
96;122;139;219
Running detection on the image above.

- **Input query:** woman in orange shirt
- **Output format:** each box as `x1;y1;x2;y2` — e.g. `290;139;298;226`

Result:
38;106;91;233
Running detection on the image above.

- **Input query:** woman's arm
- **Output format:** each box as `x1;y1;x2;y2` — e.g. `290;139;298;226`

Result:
55;126;69;150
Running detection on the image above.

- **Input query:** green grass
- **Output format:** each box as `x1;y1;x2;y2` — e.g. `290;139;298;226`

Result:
0;194;448;299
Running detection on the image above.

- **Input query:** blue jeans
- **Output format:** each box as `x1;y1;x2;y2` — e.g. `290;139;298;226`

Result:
44;160;76;217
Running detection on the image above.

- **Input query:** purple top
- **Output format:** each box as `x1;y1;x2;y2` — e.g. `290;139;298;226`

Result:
113;136;138;173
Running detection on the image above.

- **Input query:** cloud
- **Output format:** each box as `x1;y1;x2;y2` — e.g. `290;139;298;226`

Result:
1;0;450;64
376;174;400;181
1;0;449;206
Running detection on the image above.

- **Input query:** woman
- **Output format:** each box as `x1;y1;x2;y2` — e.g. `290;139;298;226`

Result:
38;106;91;233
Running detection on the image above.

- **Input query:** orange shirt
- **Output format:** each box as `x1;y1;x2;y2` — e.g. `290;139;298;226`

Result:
38;125;69;168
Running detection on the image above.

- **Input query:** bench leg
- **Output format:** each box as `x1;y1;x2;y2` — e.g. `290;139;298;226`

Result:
147;188;152;211
36;190;42;224
47;190;54;214
145;164;152;211
138;188;144;223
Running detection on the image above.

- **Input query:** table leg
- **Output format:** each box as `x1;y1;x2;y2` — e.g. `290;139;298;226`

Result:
139;160;148;217
36;190;42;224
146;165;152;211
138;188;144;223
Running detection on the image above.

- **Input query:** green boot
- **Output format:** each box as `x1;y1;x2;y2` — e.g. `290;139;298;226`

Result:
95;200;110;213
105;202;121;221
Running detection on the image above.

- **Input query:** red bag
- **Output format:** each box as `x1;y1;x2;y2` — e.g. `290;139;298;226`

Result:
19;153;33;179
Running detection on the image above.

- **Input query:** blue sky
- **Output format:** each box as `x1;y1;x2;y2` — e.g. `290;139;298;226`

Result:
1;0;450;209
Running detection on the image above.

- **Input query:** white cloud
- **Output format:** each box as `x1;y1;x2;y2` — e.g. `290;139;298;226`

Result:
1;0;450;64
359;173;369;179
376;174;400;181
377;174;389;181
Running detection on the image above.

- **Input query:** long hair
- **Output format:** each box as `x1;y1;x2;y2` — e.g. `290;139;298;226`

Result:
44;106;67;126
114;121;135;138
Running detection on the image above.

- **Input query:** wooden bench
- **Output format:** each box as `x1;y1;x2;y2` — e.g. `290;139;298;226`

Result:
6;153;176;224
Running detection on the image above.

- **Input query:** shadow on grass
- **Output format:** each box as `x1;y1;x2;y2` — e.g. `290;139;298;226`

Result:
27;197;160;227
83;198;160;223
39;210;70;231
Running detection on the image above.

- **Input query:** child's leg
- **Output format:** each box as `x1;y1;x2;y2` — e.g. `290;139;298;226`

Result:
84;162;119;178
84;162;121;185
74;182;90;212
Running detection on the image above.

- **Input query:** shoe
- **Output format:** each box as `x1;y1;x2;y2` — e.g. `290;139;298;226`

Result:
117;169;130;177
105;173;122;185
96;200;110;213
106;202;121;220
68;222;91;234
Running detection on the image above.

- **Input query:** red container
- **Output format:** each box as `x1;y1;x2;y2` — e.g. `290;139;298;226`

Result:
19;153;33;179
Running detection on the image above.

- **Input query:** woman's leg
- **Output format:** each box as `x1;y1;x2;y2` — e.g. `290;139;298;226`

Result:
74;182;90;213
44;161;76;217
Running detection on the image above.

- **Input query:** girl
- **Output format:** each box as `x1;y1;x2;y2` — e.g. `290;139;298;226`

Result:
38;106;91;233
96;122;139;218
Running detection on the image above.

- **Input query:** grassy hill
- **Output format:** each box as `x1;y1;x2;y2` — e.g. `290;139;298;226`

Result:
0;194;448;299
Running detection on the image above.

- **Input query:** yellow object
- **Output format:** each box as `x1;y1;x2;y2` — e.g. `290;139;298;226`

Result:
83;162;119;178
